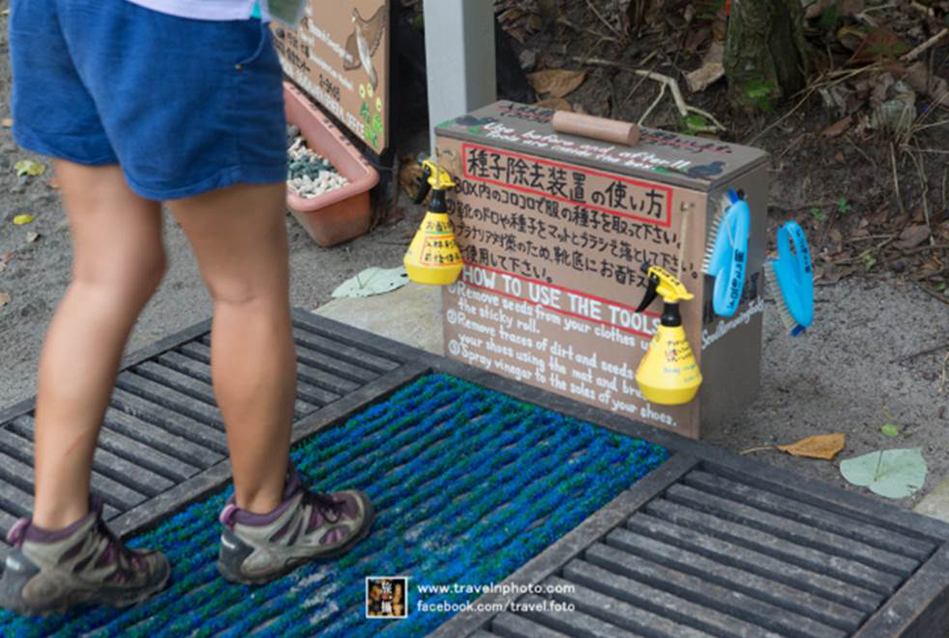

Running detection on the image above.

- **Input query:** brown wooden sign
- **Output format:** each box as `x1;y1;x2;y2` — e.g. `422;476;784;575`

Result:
273;0;390;152
437;102;770;439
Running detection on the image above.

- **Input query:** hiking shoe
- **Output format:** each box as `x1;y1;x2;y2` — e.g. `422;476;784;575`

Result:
0;497;170;616
217;468;375;585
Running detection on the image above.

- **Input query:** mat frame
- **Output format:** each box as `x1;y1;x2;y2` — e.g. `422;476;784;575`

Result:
1;308;947;637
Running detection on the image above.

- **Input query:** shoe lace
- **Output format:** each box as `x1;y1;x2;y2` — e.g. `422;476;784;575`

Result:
95;518;144;582
303;491;343;525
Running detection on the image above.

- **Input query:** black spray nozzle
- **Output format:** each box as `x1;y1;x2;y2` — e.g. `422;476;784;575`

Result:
414;164;433;204
635;263;659;313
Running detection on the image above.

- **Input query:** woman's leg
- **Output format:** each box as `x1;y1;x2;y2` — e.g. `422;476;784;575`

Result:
32;160;165;531
168;182;295;515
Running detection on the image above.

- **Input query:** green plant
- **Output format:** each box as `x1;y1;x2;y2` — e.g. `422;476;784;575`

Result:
835;197;852;214
680;113;708;135
818;2;838;31
810;206;828;222
744;79;776;113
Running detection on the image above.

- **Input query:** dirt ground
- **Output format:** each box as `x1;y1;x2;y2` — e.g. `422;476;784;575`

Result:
1;2;948;510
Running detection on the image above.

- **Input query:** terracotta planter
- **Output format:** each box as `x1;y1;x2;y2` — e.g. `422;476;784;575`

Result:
283;82;379;247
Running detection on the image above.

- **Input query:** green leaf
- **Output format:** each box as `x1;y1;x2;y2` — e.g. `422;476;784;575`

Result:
839;448;927;499
818;3;838;30
14;160;46;177
835;197;852;214
331;267;410;299
881;424;899;437
682;114;707;135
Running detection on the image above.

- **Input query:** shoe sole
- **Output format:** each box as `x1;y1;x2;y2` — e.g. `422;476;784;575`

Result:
1;561;172;617
217;492;377;586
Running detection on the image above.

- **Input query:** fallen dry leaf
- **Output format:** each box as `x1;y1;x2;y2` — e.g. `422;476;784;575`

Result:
0;292;10;308
904;61;949;106
822;115;852;138
528;69;587;98
778;433;846;460
398;157;424;201
896;224;931;249
533;97;573;112
685;41;725;93
1;118;11;128
849;27;908;65
497;7;524;23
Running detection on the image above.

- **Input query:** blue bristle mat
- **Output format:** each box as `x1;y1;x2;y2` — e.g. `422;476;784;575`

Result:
1;374;668;637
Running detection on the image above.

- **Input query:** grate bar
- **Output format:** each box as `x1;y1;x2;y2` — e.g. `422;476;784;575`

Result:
199;334;360;398
665;483;919;575
291;319;402;373
588;539;855;636
0;467;34;519
0;428;143;514
295;348;381;385
103;405;224;468
177;341;342;406
542;575;715;638
110;383;228;444
625;512;880;611
516;593;645;638
490;612;572;638
644;499;902;594
596;532;864;632
95;425;200;483
136;360;315;418
686;469;935;560
563;559;795;638
9;417;174;498
115;371;223;428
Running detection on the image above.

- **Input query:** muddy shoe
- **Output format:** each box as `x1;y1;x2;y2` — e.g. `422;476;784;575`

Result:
0;498;170;616
217;468;374;585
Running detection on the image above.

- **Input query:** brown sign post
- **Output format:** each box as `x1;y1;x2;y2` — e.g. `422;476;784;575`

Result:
273;0;390;153
436;102;770;439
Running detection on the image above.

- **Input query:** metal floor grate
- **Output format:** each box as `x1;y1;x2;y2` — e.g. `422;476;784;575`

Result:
453;461;944;638
0;310;409;541
1;312;948;636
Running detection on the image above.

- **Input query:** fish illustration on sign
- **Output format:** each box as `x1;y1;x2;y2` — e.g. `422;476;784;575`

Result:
343;6;387;90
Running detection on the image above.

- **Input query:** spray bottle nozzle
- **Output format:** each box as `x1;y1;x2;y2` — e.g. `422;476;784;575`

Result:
414;158;456;205
635;264;694;313
414;164;433;204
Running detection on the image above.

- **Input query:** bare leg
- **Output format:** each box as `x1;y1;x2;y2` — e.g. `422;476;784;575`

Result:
169;183;295;515
32;161;165;530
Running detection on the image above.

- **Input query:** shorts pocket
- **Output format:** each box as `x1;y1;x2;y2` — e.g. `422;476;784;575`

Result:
235;18;270;67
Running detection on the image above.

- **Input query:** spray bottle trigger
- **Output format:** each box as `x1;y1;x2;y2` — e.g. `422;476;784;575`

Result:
635;274;660;313
414;164;433;204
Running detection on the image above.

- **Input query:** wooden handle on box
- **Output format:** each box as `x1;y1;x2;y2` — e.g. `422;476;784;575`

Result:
551;111;641;146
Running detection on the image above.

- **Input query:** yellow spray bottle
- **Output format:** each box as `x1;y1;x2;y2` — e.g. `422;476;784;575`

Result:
403;157;463;285
633;264;702;405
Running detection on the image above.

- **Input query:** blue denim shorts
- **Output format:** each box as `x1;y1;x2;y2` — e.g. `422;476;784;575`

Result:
9;0;287;200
